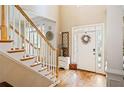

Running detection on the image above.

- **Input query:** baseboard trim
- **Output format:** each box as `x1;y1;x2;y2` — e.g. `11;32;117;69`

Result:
77;69;106;76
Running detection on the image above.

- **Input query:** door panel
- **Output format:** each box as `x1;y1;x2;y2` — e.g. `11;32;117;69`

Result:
77;31;96;72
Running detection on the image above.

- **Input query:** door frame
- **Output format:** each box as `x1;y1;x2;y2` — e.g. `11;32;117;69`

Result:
71;23;105;74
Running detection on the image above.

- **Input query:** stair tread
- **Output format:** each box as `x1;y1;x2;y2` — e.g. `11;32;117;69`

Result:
20;56;35;61
0;40;13;43
7;49;25;53
44;71;52;76
30;62;42;67
38;67;47;72
50;75;56;79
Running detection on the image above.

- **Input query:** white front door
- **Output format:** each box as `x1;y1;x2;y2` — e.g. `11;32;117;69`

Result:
77;31;96;72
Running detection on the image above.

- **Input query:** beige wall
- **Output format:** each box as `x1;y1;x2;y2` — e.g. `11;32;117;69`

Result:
21;5;59;22
59;5;106;58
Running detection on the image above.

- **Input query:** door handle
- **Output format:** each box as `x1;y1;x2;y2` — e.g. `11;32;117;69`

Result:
93;49;96;52
93;53;96;55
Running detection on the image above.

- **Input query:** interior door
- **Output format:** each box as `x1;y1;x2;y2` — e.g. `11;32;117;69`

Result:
77;31;96;72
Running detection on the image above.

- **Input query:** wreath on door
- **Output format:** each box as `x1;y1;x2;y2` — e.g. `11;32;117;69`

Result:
81;34;91;44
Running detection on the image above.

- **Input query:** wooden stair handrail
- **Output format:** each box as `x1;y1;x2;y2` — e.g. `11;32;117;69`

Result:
15;5;55;51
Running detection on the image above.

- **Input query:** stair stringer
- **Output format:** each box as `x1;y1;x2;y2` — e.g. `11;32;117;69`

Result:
0;42;57;82
0;51;53;87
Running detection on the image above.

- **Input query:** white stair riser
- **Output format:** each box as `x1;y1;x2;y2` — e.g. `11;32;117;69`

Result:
0;43;11;51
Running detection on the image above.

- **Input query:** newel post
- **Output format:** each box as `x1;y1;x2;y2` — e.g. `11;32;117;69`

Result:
1;5;7;40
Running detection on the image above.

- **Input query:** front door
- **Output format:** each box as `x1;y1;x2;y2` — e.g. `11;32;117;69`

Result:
77;31;96;72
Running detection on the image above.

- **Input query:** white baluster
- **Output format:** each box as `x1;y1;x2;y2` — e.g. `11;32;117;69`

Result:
18;12;22;49
40;38;42;65
26;23;28;56
32;30;35;55
48;46;50;71
8;5;12;40
38;34;40;63
49;46;51;71
52;50;55;78
53;50;55;76
45;43;47;68
15;8;19;49
53;51;55;76
50;48;52;72
54;51;57;76
10;6;14;41
6;5;9;40
42;39;45;67
8;6;13;40
30;28;33;55
28;24;31;56
16;11;19;49
26;22;28;57
50;48;51;72
36;32;38;62
23;21;26;56
51;49;53;73
24;21;27;57
11;6;15;49
34;33;36;57
47;44;49;70
0;6;2;39
51;50;53;75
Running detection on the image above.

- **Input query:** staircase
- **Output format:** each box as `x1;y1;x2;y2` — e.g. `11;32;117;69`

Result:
0;5;59;87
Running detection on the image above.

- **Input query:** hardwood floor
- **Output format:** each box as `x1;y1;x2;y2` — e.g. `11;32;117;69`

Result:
56;69;106;87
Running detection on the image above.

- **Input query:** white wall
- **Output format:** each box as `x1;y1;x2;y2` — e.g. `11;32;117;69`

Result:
106;6;123;70
0;53;52;86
